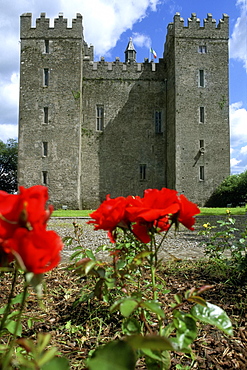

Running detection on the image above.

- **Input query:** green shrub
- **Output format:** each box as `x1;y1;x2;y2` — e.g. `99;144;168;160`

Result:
205;170;247;207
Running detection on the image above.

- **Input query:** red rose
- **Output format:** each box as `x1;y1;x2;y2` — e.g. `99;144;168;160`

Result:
2;226;63;274
88;195;132;242
0;186;62;273
88;189;200;245
176;194;200;230
0;186;52;240
126;188;180;242
126;188;180;224
3;224;63;274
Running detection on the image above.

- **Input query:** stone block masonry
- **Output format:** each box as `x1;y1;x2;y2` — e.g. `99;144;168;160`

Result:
18;12;230;209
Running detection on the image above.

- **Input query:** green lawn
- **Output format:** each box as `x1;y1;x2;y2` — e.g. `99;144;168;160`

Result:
52;209;92;217
199;207;246;216
52;206;246;218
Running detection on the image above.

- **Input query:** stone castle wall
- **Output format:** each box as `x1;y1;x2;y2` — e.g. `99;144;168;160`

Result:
18;12;230;209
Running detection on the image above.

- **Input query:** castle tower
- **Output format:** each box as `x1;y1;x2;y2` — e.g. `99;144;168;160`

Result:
18;13;83;208
164;13;230;205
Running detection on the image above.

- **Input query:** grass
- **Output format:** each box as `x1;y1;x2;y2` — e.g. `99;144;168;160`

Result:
52;207;246;218
52;209;92;217
200;206;246;216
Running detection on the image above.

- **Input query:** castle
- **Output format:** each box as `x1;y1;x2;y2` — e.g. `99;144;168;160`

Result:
18;12;230;209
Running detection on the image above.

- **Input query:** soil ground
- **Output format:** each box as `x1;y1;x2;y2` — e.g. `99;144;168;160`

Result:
0;215;246;369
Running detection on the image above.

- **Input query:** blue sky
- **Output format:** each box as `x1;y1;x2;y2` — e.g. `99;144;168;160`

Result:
0;0;246;174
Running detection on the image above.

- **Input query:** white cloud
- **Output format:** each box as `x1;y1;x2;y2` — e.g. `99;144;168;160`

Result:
230;0;247;71
0;73;19;126
230;101;247;174
132;32;151;49
0;124;18;143
230;102;247;147
231;158;241;167
240;145;247;154
60;0;162;57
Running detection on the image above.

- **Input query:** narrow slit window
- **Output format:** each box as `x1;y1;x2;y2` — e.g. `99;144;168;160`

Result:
199;70;204;87
44;107;48;124
96;105;104;131
45;40;49;54
42;171;48;185
140;164;146;181
199;140;204;149
155;111;162;133
199;106;205;123
44;68;49;86
199;166;205;181
42;142;48;157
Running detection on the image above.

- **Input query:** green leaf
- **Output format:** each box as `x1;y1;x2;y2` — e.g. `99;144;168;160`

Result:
70;250;83;260
11;291;29;305
85;250;96;260
171;311;197;352
37;333;52;353
105;278;115;289
120;299;139;317
62;236;73;246
41;357;70;370
191;302;233;336
161;322;175;337
87;340;136;370
116;260;126;269
110;299;122;313
5;320;22;336
0;306;7;314
187;296;207;306
122;317;141;335
141;301;165;318
134;251;152;262
174;294;182;304
126;335;174;351
144;349;171;370
85;260;97;275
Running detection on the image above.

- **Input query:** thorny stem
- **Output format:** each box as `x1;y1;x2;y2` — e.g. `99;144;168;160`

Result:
0;267;18;333
155;226;172;258
2;275;29;369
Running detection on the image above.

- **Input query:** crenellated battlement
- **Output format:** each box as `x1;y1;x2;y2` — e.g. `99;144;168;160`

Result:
83;56;157;76
167;12;229;38
20;13;83;39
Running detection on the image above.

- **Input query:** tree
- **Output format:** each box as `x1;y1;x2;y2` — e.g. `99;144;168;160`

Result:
0;139;18;193
205;170;247;207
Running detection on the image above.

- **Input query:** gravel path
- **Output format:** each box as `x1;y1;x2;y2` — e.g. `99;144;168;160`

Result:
47;215;246;262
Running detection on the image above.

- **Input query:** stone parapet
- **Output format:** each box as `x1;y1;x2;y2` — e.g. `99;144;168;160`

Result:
167;13;229;39
20;12;83;39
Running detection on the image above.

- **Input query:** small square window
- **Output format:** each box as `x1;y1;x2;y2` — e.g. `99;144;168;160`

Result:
155;111;162;133
140;164;146;181
199;166;205;181
96;105;104;131
199;107;205;123
199;45;207;53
